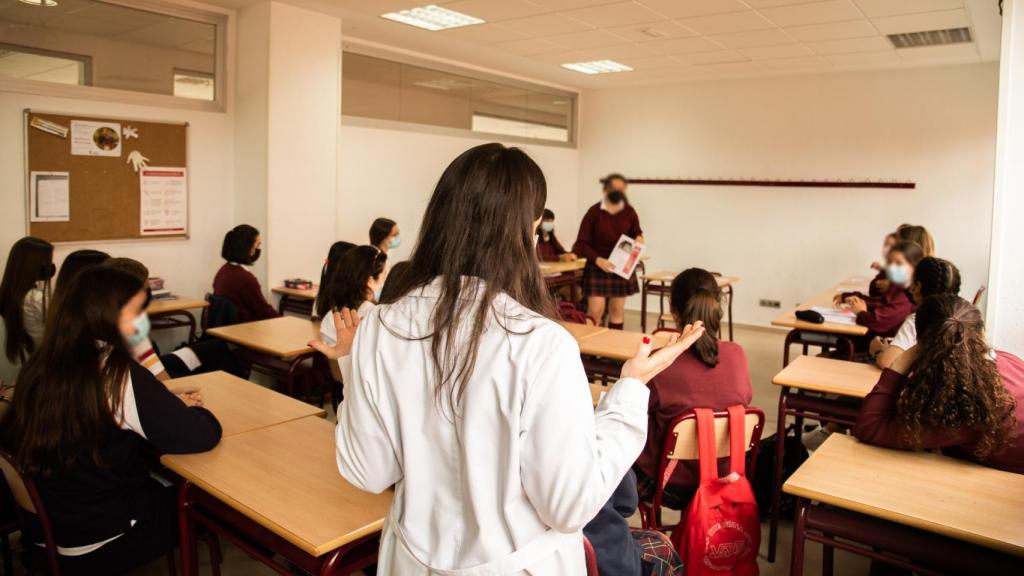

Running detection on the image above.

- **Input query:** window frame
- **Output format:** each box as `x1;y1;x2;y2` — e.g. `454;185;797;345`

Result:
0;42;93;86
0;0;230;113
342;43;579;148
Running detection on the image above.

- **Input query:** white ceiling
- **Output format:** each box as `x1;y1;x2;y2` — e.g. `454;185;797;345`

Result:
209;0;1002;90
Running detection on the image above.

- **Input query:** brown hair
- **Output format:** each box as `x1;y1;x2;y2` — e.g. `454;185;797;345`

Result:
670;268;721;367
888;240;925;268
0;237;55;363
899;295;1016;458
379;143;554;411
897;225;934;257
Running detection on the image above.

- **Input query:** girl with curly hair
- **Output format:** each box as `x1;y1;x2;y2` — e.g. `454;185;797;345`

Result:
854;295;1024;473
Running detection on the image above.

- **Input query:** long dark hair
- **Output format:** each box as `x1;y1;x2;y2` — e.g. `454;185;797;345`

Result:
537;208;559;245
221;224;260;265
670;268;721;367
325;245;386;312
0;237;54;363
317;241;357;318
899;295;1015;458
52;249;111;312
380;143;554;410
7;266;145;476
369;218;397;249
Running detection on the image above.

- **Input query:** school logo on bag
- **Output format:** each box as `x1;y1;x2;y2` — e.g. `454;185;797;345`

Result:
704;520;754;571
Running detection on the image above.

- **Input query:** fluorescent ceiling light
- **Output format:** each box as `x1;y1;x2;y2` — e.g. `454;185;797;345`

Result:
381;5;484;31
561;60;634;75
18;0;59;5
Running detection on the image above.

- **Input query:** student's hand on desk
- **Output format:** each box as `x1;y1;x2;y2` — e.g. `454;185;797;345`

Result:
620;321;705;385
558;253;577;262
833;293;845;306
846;296;868;314
309;308;361;360
172;386;204;407
596;257;615;273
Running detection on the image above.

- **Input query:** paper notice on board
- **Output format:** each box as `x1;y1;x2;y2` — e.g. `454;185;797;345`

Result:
70;120;122;157
140;167;188;236
607;234;645;280
29;172;70;222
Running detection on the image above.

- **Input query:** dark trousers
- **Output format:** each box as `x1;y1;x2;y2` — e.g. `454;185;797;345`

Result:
161;339;249;379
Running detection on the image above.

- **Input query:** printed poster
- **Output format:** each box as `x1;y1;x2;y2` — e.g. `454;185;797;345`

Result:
139;167;188;236
607;234;645;280
70;119;122;157
29;171;70;222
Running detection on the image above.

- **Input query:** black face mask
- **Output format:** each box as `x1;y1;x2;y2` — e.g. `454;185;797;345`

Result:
40;262;56;281
251;248;261;264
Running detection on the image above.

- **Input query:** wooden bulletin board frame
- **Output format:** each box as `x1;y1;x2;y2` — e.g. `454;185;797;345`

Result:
24;109;190;244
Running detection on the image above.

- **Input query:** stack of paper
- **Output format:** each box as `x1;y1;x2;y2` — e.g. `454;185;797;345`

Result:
811;306;858;326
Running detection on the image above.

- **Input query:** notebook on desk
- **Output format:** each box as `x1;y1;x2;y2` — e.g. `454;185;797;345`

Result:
811;306;858;325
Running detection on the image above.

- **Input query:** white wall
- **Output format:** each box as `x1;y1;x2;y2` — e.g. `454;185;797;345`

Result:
337;119;581;257
578;63;999;328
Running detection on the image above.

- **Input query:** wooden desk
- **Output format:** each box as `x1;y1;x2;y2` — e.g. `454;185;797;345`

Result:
766;355;881;562
771;277;871;337
540;259;586;305
148;296;209;343
639;271;738;338
163;416;392;575
539;258;587;275
206;316;321;396
557;320;607;341
576;329;673;362
167;371;325;437
785;435;1024;574
272;285;318;316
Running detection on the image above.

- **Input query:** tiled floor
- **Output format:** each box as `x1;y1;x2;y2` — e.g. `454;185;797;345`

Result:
22;315;871;575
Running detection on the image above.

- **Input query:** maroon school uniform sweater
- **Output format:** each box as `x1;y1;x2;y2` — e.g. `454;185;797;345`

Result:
536;234;567;262
843;283;916;337
212;263;280;323
635;342;754;487
854;351;1024;474
572;202;643;261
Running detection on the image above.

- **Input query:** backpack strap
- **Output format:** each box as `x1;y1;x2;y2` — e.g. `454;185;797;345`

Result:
727;405;747;477
694;408;718;483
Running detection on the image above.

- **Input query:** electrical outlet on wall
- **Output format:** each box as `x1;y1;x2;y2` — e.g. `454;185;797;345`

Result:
759;299;781;309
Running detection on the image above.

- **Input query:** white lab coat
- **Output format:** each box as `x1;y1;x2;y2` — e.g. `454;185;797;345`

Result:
334;277;649;575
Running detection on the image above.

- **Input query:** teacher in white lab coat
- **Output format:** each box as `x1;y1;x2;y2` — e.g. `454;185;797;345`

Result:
311;143;703;575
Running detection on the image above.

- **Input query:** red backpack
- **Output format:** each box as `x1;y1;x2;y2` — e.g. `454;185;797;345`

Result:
671;406;760;575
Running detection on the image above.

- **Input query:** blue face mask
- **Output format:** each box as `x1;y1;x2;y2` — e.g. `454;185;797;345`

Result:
126;312;151;348
373;290;382;302
540;222;555;233
389;236;401;249
885;263;910;286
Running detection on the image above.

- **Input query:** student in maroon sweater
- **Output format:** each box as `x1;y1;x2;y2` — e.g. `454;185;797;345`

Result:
572;174;643;329
535;209;576;263
837;240;922;339
634;268;753;507
854;295;1024;474
212;224;280;323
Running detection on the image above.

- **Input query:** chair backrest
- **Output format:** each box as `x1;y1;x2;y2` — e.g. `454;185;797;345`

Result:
666;408;765;463
0;447;61;575
203;293;238;330
583;535;599;576
973;285;986;306
557;302;592;325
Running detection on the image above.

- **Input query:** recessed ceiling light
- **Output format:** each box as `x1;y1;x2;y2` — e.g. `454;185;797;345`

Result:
18;0;59;5
561;60;634;75
381;5;484;31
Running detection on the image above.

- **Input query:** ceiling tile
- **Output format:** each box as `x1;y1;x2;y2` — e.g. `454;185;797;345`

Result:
562;2;664;28
621;54;689;69
711;28;798;48
680;49;749;65
895;42;979;60
871;8;969;35
738;43;815;60
757;55;831;69
526;0;623;10
439;23;531;44
785;19;877;42
677;11;776;35
607;21;696;42
531;49;587;63
853;0;963;18
744;0;824;6
70;3;170;28
444;0;550;22
342;0;430;14
45;15;134;37
545;29;631;49
644;36;725;54
638;0;748;19
570;42;662;60
500;12;594;36
807;35;892;53
759;1;863;27
824;50;900;64
492;37;568;55
685;61;761;75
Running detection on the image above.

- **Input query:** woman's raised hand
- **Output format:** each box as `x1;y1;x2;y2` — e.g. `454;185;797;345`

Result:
308;308;361;360
620;321;705;385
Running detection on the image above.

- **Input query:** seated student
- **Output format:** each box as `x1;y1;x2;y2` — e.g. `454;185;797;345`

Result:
318;245;386;351
369;217;400;284
536;209;576;263
868;224;911;294
836;240;923;340
583;470;684;576
52;249;110;308
314;241;356;320
633;268;753;507
212;224;279;323
1;266;221;574
854;295;1024;474
870;257;961;369
0;237;54;373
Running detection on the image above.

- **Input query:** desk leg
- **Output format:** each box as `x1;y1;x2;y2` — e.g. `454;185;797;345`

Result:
178;482;199;576
657;282;666;330
790;497;808;576
768;387;788;563
185;311;198;344
641;280;649;333
278;295;290;315
822;536;834;576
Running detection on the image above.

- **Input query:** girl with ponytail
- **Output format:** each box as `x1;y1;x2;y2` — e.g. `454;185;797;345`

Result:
854;295;1024;473
633;268;753;507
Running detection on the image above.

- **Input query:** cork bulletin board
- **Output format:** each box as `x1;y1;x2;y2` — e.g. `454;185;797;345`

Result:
24;110;189;243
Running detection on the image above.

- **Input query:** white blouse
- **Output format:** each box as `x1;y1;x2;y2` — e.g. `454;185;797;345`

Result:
334;278;648;575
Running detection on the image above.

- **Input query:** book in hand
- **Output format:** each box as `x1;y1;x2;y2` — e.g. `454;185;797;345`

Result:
607;234;645;280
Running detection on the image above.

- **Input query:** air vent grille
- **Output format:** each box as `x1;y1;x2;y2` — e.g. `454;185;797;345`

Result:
888;27;972;49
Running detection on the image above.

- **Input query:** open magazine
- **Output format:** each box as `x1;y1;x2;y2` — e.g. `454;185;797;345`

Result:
608;234;645;280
